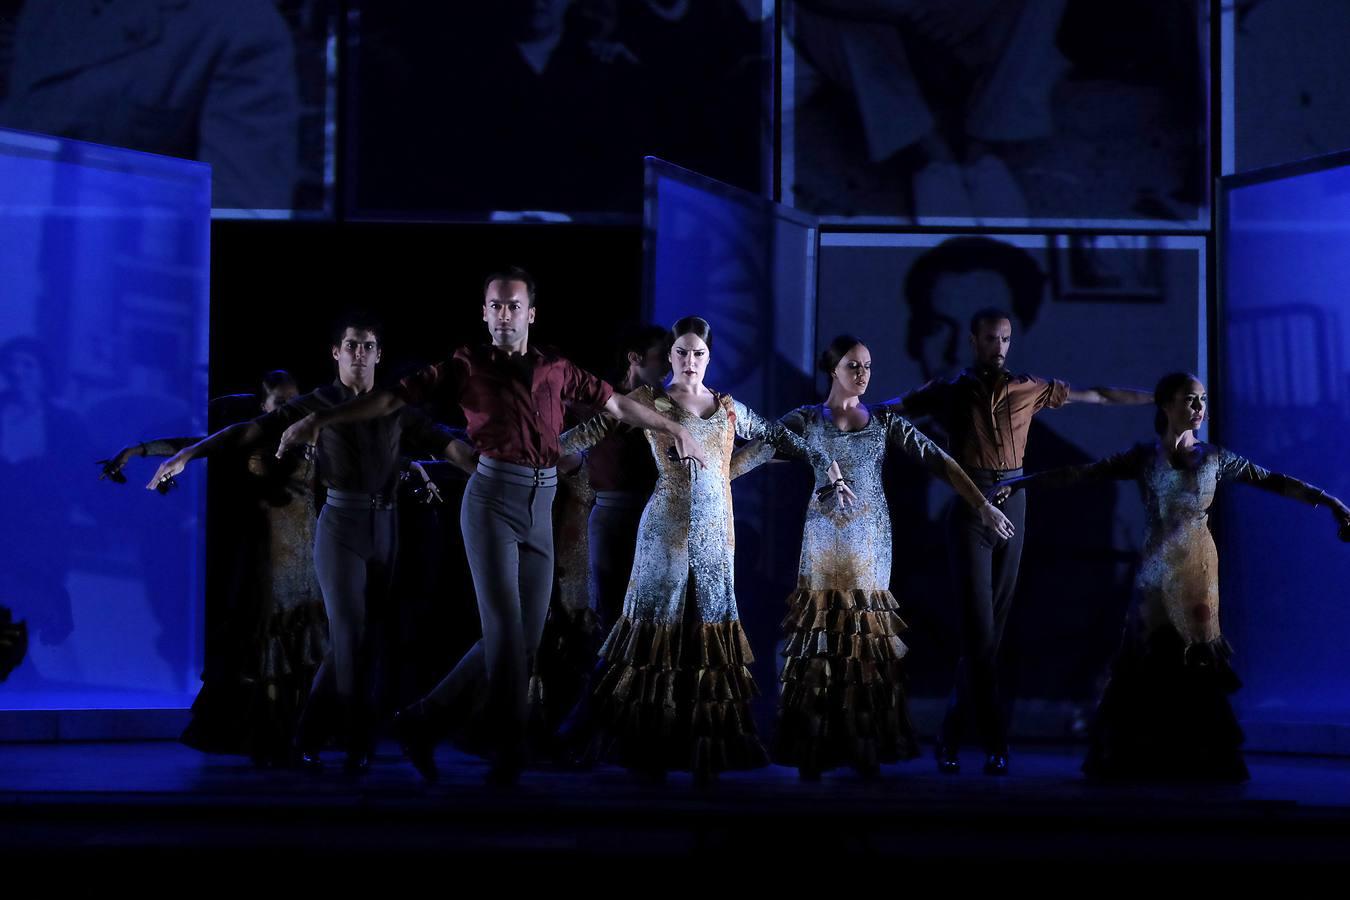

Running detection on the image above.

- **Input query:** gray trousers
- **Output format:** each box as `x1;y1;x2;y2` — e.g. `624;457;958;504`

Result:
298;500;397;754
941;468;1026;754
424;459;556;760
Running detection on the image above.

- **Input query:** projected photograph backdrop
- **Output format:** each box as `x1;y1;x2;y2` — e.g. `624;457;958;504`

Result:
0;0;336;216
782;0;1209;227
0;129;210;709
1220;157;1350;732
815;233;1206;718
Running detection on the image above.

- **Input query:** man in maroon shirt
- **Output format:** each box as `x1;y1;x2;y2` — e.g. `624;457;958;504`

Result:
277;268;705;783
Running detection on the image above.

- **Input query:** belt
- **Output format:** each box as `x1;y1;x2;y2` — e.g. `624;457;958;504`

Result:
594;490;648;509
477;456;558;488
966;467;1023;485
325;487;397;510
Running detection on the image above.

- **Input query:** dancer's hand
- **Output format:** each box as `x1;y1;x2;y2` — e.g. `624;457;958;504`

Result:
979;501;1016;542
671;426;707;471
826;460;857;511
277;413;320;460
97;446;139;483
1329;496;1350;541
147;451;190;491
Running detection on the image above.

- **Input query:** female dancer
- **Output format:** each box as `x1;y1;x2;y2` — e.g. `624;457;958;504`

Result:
99;371;326;766
561;316;847;782
735;335;1013;779
993;372;1350;781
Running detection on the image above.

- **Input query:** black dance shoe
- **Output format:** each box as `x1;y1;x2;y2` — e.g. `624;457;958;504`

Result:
982;752;1009;776
935;742;961;775
393;703;440;783
343;752;372;775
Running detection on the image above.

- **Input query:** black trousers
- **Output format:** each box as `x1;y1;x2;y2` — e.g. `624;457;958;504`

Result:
940;468;1026;754
424;459;556;763
298;500;397;756
587;491;646;628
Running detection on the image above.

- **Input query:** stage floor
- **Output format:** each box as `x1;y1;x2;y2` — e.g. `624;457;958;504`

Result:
2;741;1349;872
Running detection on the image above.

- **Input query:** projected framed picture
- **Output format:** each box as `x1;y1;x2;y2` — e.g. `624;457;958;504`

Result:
780;0;1210;228
347;1;774;222
0;0;338;218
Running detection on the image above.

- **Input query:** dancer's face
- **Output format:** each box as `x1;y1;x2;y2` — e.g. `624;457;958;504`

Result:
332;328;381;389
1163;378;1208;435
261;382;298;413
918;269;1013;379
629;342;669;388
668;333;709;388
483;279;535;349
830;343;871;399
969;316;1012;371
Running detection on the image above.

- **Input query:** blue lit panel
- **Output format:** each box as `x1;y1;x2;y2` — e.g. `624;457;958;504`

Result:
1220;156;1350;726
0;128;210;710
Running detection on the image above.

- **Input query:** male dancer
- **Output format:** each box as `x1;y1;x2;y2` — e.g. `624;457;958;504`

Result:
150;315;460;772
275;268;706;783
898;307;1150;775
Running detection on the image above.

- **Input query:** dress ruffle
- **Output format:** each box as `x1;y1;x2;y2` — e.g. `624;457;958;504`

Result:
1083;625;1247;783
528;605;603;754
774;588;920;775
587;615;769;777
181;601;327;763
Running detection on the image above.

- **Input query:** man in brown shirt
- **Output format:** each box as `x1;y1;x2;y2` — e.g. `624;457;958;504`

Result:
276;268;705;784
900;307;1150;775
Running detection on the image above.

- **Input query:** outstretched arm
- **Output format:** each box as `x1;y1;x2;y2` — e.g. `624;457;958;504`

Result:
99;437;202;483
1218;450;1350;537
882;409;1013;539
145;421;266;489
729;408;807;481
1065;386;1152;405
603;392;708;469
989;446;1144;504
276;389;406;459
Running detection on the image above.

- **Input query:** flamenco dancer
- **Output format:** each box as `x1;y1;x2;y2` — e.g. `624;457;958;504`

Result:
150;317;461;773
561;316;847;784
101;370;327;767
736;335;1014;779
898;307;1150;775
277;269;706;784
992;372;1350;782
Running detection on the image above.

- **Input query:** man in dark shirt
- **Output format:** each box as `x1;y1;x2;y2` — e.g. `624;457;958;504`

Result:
150;316;460;772
899;307;1150;775
276;268;706;784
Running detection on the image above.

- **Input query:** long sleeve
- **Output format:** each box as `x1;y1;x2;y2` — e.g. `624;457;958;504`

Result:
881;407;986;511
732;400;829;483
728;407;807;481
1216;447;1329;506
1022;444;1147;490
140;437;205;457
560;412;621;457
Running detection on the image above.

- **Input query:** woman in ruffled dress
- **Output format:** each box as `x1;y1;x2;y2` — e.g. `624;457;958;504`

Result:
561;316;846;783
735;335;1013;779
992;372;1350;782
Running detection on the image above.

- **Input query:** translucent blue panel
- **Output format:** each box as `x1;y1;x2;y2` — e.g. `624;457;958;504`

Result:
643;159;818;713
645;159;817;412
1220;158;1350;725
0;128;210;710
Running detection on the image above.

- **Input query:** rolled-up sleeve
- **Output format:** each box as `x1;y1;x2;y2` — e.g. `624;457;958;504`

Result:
560;360;614;411
1031;376;1070;412
394;356;466;408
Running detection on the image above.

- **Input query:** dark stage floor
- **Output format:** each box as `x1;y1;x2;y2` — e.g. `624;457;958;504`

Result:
3;741;1350;874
